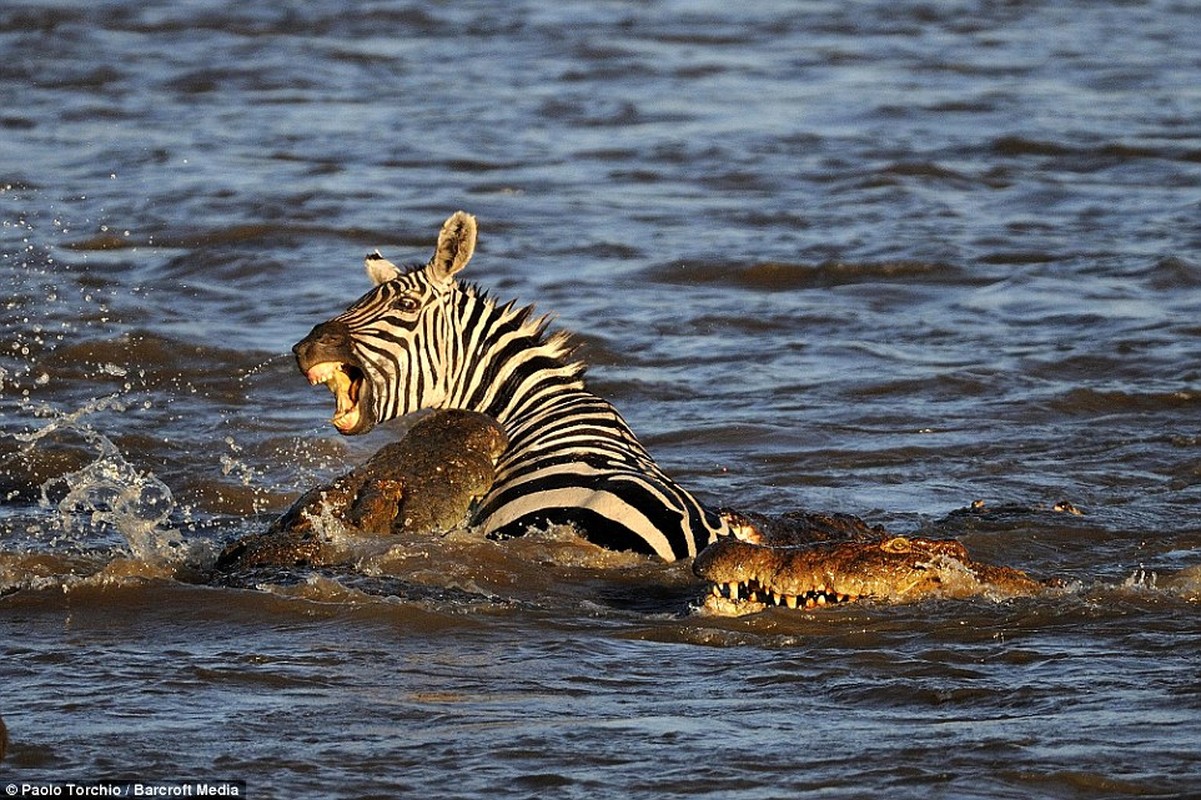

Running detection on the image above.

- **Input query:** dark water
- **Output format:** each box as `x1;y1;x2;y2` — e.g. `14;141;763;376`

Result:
3;1;1201;796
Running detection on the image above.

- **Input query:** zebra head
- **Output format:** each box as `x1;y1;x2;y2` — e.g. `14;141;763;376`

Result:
292;211;478;435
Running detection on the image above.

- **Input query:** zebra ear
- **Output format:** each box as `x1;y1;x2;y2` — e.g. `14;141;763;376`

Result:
429;211;477;283
365;250;401;285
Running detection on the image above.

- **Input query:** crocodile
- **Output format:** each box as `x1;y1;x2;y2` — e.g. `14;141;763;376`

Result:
695;509;1055;615
215;409;507;571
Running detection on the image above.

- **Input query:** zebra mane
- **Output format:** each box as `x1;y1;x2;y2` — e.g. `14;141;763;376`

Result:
461;279;581;358
449;279;588;421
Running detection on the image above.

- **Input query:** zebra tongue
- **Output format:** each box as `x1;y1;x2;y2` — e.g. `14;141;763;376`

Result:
325;370;359;429
332;405;360;432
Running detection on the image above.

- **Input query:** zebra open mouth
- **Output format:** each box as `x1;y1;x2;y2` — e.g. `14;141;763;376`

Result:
305;361;367;434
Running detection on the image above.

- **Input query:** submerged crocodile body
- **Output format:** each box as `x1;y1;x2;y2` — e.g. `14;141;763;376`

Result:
694;508;1060;615
215;410;507;571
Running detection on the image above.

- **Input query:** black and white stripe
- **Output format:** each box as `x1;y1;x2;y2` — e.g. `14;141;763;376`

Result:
310;212;728;560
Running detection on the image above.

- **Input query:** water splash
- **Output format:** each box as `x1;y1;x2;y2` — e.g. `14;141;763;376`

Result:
11;395;205;567
1121;565;1159;591
237;352;292;381
220;436;259;488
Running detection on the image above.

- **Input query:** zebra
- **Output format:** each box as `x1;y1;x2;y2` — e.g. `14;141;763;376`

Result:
291;211;732;561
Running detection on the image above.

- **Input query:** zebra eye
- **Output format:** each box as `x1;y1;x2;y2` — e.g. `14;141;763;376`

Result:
392;294;421;313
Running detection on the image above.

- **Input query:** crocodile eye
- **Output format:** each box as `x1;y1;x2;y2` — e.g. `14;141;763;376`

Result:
393;294;420;313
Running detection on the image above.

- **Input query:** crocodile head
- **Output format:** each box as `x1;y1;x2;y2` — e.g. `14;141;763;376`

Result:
693;535;1046;615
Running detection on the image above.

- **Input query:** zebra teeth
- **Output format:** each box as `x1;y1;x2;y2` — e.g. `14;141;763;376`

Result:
306;361;341;387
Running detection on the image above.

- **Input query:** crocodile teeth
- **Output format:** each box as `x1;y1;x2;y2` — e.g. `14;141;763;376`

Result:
704;580;858;612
